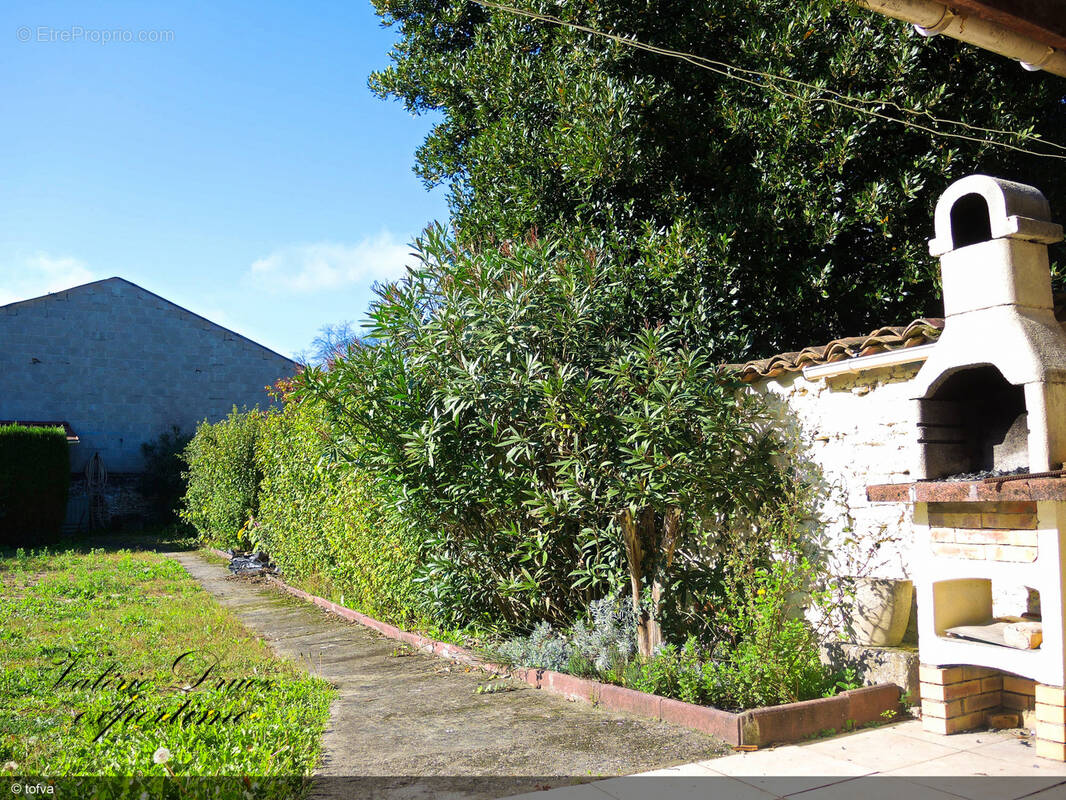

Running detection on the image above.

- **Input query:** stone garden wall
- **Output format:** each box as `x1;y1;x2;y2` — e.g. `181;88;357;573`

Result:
751;363;922;582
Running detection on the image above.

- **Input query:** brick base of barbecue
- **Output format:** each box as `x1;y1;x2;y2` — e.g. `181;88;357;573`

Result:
927;501;1040;563
920;664;1065;759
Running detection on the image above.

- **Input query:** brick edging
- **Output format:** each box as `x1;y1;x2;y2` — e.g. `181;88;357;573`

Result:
207;548;900;747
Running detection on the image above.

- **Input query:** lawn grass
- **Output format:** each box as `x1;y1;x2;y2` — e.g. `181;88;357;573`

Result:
0;539;333;794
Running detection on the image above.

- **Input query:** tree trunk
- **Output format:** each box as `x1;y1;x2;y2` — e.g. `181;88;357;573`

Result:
621;505;683;658
620;507;647;655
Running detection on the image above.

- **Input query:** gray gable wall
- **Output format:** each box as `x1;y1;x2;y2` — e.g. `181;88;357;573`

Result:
0;277;297;472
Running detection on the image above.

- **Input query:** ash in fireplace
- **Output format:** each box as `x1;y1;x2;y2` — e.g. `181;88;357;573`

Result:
943;466;1030;482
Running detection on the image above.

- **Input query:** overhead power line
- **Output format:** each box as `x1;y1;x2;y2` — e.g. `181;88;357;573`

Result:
471;0;1066;161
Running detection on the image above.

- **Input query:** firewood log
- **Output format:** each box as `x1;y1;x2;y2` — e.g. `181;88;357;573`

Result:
1003;621;1043;650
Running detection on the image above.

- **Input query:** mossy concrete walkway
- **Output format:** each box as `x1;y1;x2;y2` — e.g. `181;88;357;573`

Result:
168;551;726;794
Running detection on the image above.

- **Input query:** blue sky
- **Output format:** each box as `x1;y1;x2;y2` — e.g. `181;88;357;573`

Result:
0;1;448;358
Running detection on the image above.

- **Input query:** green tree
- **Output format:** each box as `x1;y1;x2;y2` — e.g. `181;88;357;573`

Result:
370;0;1066;359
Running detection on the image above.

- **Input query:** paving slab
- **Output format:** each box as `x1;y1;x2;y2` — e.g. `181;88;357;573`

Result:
799;728;959;772
167;551;728;797
507;719;1066;800
591;776;780;800
888;721;1008;751
900;777;1066;800
781;777;961;800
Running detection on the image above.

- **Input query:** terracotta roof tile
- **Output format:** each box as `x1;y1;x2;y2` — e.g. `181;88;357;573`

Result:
730;318;945;382
731;295;1066;384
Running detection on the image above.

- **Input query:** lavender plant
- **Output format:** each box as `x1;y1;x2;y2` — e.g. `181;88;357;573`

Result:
569;597;637;673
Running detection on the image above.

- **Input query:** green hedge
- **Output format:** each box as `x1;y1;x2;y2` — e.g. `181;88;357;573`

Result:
179;401;424;626
255;399;424;627
0;424;70;547
180;408;265;549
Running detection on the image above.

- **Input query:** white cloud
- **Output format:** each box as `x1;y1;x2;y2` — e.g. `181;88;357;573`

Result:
0;253;97;306
248;231;414;293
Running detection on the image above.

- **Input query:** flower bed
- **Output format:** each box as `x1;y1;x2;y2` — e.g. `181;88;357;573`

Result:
211;548;901;748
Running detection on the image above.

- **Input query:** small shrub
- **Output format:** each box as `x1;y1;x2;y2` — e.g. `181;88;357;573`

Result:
566;649;596;678
138;426;192;523
491;622;571;672
568;596;637;673
0;424;70;547
180;408;265;549
702;495;846;710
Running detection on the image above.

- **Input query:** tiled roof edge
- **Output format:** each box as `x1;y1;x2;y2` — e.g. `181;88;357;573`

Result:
730;318;945;382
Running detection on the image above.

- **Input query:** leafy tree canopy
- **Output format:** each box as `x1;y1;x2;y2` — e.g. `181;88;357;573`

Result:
370;0;1066;359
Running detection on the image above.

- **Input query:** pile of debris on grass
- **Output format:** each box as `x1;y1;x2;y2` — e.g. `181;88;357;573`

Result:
225;550;280;576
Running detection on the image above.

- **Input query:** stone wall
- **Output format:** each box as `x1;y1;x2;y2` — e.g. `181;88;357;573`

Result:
752;361;1035;622
0;277;296;472
751;363;922;581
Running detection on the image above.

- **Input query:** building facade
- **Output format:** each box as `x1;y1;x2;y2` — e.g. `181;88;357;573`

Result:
0;277;297;472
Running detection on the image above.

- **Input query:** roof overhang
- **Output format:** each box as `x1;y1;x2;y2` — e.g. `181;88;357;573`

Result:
853;0;1066;78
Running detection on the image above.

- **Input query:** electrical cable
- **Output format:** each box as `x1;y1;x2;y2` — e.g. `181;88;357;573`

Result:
470;0;1066;161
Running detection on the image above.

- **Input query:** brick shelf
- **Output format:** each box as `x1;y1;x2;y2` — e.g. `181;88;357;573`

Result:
867;478;1066;504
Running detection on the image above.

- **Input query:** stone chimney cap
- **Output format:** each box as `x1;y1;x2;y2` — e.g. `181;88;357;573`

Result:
929;174;1062;257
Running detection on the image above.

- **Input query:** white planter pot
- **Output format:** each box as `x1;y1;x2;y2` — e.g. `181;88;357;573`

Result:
843;578;914;647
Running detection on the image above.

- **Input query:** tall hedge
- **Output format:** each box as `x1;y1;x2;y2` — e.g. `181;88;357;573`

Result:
0;424;70;547
255;398;424;627
180;408;265;549
178;400;424;626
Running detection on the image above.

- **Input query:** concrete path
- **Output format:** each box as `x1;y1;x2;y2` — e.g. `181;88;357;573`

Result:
167;551;727;797
508;718;1066;800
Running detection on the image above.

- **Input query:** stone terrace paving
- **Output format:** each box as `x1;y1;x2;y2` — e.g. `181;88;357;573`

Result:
508;720;1066;799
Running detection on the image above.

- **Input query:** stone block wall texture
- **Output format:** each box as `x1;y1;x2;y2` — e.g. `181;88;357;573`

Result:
0;277;297;472
752;364;921;583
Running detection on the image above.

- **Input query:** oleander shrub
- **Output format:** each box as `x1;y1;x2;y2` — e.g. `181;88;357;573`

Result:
0;424;70;547
296;227;789;638
180;408;265;549
254;395;425;626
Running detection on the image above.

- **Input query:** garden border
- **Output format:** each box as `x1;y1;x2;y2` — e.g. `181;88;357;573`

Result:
209;548;900;747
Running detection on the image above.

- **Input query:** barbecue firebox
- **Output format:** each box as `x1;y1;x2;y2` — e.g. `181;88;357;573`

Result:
913;175;1066;480
868;175;1066;760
